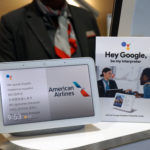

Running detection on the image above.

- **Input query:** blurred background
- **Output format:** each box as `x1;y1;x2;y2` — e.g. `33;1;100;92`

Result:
0;0;114;36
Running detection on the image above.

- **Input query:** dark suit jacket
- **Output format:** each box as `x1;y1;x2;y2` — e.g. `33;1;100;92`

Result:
0;1;100;62
97;79;118;97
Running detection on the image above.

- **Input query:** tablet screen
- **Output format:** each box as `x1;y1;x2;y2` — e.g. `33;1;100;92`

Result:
0;65;94;126
113;94;124;108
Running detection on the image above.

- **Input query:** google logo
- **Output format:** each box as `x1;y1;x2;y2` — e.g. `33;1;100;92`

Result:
121;42;131;50
6;74;12;80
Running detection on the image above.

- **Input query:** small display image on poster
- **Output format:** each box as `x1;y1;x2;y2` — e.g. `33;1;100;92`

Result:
113;94;124;107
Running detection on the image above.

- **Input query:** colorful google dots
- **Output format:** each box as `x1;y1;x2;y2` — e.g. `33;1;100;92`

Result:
121;42;130;50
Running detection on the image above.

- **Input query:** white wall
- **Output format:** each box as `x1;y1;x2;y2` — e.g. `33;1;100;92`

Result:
118;0;150;36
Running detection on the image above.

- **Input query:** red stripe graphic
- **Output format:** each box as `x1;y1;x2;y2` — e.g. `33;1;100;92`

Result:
80;89;90;97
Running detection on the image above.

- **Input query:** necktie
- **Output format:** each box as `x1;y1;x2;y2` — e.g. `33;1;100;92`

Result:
39;2;78;58
54;12;77;58
103;80;110;91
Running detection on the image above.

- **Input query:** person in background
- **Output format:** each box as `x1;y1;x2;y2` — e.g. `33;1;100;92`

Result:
135;68;150;98
97;67;118;97
0;0;100;62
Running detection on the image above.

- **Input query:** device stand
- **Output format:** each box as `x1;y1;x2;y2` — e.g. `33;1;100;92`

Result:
11;125;84;137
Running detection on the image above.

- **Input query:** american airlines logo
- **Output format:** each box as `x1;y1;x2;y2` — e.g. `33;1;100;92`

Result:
48;82;90;97
73;82;90;97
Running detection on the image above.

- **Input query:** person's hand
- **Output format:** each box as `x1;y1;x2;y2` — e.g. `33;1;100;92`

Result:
134;91;142;98
124;89;132;93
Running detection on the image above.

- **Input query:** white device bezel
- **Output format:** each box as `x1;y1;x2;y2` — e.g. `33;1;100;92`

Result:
0;57;101;133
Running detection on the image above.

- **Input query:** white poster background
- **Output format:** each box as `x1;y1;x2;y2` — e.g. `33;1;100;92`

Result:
96;37;150;122
96;37;150;67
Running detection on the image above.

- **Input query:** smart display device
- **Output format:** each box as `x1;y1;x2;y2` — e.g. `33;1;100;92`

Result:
0;57;101;135
113;93;135;112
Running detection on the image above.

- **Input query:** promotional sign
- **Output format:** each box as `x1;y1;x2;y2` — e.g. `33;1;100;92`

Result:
96;37;150;122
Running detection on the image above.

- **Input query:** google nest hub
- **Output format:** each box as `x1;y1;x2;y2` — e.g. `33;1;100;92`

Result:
0;57;101;136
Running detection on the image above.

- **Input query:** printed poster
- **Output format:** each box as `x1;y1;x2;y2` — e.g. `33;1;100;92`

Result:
96;37;150;122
